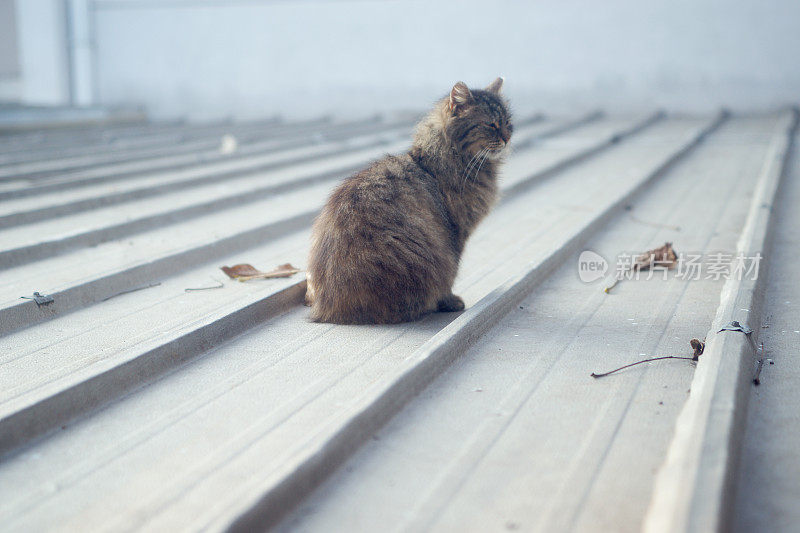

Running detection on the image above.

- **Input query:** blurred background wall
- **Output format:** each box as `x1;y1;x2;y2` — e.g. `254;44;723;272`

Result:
2;0;799;120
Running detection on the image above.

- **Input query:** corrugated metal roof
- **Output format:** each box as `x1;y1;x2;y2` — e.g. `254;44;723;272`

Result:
0;108;797;532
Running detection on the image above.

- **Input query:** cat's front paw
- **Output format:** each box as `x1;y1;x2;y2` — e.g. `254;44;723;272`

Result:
437;294;465;312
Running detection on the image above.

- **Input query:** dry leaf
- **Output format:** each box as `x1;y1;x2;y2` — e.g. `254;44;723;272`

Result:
604;242;679;293
221;264;262;278
690;338;705;361
633;242;678;271
220;263;300;282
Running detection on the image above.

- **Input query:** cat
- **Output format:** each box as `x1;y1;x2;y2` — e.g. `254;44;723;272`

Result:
306;77;512;324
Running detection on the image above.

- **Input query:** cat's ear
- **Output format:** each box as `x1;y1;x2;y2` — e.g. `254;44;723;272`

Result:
449;82;473;113
486;76;504;94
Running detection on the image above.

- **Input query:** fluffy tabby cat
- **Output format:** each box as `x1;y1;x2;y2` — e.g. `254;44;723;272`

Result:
307;78;512;324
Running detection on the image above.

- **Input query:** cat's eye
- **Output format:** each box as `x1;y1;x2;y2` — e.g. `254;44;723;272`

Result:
489;123;500;131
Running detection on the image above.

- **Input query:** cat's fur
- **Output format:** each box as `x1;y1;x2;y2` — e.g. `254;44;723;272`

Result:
307;78;512;324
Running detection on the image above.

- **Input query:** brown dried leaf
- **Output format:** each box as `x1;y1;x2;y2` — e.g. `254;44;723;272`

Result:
220;263;300;281
604;242;679;294
221;264;262;278
690;338;705;361
633;242;678;271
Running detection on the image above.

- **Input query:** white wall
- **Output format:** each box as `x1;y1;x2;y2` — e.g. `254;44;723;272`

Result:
0;0;20;77
92;0;800;120
13;0;800;119
14;0;71;106
0;0;21;101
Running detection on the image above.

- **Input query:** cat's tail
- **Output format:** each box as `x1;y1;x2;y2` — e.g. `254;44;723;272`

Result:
303;272;315;307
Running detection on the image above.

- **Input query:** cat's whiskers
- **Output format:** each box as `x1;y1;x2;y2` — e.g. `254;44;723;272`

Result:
461;148;488;192
459;150;480;192
471;149;491;187
462;149;485;181
462;149;490;194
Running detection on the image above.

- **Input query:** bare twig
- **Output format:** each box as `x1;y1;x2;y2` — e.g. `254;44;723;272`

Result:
753;359;765;386
101;282;161;301
591;356;696;378
185;281;225;292
591;338;704;378
753;342;765;385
